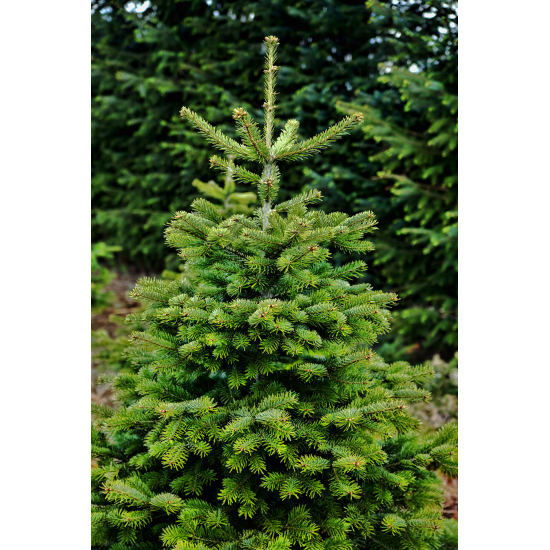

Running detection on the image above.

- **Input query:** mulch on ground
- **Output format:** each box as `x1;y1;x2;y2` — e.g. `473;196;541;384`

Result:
92;273;143;407
442;475;458;519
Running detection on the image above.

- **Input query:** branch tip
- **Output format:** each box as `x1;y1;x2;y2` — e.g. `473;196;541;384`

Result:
232;108;248;120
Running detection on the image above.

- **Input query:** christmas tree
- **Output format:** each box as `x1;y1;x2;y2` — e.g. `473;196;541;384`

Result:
92;37;458;550
91;0;395;270
338;0;458;361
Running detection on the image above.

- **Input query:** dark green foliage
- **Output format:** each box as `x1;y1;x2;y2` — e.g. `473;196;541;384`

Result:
317;0;458;361
438;519;458;549
91;0;391;270
93;312;147;379
92;39;457;550
92;242;122;312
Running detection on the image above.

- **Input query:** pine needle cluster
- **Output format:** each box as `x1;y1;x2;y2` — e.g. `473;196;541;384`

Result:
92;37;458;550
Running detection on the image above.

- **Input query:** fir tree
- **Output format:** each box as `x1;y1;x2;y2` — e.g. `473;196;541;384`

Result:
92;37;458;550
91;0;394;270
339;0;458;361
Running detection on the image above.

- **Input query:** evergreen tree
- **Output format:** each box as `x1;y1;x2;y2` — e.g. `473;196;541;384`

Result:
311;0;458;361
91;0;392;269
92;0;458;361
92;37;457;550
363;0;457;361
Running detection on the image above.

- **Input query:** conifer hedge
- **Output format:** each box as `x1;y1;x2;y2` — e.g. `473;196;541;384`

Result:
92;37;457;550
336;0;458;360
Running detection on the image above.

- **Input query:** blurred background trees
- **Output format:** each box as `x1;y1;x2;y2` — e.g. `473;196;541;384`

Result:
339;0;457;361
92;0;457;363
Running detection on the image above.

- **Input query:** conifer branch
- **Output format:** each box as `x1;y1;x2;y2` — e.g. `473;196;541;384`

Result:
129;291;171;305
272;119;300;157
209;155;262;185
221;245;252;261
263;36;279;149
179;106;256;160
240;228;284;248
129;332;178;351
171;213;250;260
326;373;373;386
172;213;210;237
274;113;364;161
274;190;323;212
233;108;269;161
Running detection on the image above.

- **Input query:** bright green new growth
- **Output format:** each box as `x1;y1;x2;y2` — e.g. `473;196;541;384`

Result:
180;36;363;233
192;155;257;218
92;37;458;550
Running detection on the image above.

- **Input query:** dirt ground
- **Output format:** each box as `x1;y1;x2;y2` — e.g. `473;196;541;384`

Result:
91;273;142;335
91;273;457;520
91;273;143;407
442;475;458;520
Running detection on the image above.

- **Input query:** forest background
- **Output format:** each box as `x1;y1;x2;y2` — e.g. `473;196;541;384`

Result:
91;0;457;462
